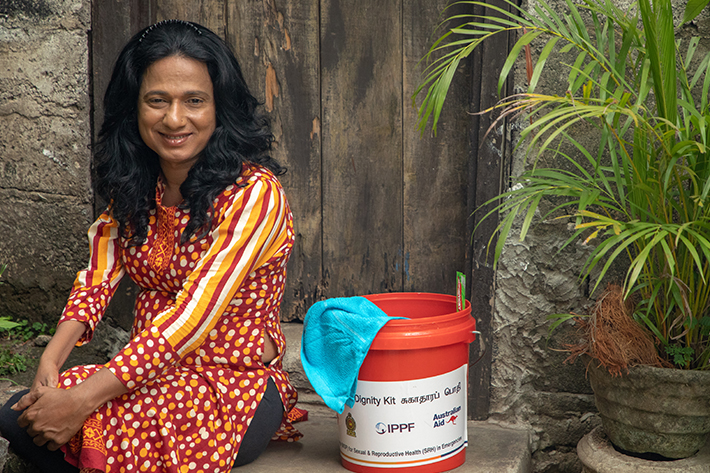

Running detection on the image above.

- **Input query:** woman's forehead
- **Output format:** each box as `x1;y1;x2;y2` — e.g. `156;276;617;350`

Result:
140;56;213;94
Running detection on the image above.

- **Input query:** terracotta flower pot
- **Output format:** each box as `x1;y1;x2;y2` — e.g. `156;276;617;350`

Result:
588;362;710;459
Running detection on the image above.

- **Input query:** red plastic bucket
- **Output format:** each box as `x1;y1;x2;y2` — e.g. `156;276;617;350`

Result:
337;293;476;472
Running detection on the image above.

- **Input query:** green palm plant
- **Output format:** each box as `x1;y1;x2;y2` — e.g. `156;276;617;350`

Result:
415;0;710;370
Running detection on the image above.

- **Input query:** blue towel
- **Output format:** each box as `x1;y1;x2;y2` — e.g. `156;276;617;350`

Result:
300;296;406;414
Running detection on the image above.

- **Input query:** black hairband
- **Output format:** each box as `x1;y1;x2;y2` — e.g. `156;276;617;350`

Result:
139;19;202;43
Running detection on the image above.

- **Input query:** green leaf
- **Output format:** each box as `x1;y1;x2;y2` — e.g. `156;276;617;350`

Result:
635;306;668;344
520;193;544;240
639;0;677;127
683;0;710;24
499;29;545;95
665;345;694;367
567;51;588;92
699;316;710;336
546;313;585;334
626;230;668;296
529;37;561;92
0;317;19;331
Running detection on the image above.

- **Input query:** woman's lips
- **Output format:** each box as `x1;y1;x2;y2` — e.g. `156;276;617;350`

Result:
160;132;192;146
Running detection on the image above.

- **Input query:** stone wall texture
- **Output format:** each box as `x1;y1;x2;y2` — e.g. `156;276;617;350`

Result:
487;1;710;472
0;0;92;323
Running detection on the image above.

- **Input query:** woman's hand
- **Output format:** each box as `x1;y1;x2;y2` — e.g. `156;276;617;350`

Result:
13;367;127;450
10;357;61;414
12;320;86;413
15;386;91;450
31;358;60;390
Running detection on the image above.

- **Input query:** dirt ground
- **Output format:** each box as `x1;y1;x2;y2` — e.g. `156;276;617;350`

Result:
0;335;108;393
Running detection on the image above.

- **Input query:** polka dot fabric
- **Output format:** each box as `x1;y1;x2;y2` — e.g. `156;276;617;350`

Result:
58;165;301;472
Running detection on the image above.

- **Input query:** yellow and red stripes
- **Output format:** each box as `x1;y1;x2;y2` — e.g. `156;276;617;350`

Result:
105;170;291;390
62;211;125;344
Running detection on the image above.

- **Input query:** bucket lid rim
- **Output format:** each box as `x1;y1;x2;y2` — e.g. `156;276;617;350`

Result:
365;292;471;324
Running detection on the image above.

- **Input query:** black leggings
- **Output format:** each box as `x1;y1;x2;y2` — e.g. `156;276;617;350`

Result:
0;377;283;471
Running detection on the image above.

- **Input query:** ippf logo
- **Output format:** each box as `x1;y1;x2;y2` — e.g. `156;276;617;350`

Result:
375;422;415;435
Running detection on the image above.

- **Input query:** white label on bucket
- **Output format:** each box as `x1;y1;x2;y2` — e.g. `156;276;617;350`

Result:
337;364;468;468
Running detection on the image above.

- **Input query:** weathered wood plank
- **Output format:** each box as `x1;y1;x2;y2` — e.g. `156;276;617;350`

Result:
226;0;321;321
129;0;157;33
403;0;470;295
468;0;517;420
321;0;403;297
92;0;157;331
156;0;225;38
92;0;156;147
92;0;130;140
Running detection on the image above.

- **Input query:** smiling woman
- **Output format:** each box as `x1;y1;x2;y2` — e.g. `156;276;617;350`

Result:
138;55;216;202
0;19;299;473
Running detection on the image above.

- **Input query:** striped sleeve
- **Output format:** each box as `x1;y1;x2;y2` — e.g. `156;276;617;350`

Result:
60;210;126;345
105;174;291;390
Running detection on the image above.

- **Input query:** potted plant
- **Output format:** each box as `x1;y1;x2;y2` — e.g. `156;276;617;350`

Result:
415;0;710;460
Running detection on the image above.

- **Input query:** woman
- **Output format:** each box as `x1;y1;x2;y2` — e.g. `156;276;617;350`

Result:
0;19;301;472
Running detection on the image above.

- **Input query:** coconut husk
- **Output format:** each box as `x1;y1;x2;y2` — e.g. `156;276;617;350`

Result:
565;284;669;376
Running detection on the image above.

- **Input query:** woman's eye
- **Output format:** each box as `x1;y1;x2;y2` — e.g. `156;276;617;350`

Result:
187;98;204;105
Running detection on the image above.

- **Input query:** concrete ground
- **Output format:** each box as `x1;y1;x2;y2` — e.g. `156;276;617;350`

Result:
0;324;533;472
238;415;532;473
0;384;533;473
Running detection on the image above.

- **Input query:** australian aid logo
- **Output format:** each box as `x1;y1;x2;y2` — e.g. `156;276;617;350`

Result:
433;405;462;428
337;364;468;468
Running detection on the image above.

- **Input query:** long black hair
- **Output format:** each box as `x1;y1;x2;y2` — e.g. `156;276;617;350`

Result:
94;19;284;245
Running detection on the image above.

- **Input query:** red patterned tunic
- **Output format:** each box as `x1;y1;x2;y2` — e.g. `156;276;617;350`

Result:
57;164;301;472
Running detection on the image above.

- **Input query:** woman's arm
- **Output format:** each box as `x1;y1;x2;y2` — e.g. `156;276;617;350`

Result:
60;210;126;346
10;210;127;448
14;367;127;450
11;321;128;450
10;319;129;451
25;320;86;391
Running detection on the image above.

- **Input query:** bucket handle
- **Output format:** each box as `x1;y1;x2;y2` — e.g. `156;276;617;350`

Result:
471;331;486;367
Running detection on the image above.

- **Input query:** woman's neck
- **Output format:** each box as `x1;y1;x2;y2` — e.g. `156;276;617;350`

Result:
160;167;188;207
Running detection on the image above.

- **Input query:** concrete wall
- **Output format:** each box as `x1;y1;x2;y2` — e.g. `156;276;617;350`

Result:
0;0;92;323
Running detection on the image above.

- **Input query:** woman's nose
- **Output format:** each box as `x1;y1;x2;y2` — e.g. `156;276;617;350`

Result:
163;101;185;128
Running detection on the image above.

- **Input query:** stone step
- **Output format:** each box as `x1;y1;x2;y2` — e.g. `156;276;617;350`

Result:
250;324;532;473
0;415;532;473
237;415;532;473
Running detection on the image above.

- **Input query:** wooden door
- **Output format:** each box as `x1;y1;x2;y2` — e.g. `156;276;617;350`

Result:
93;0;471;321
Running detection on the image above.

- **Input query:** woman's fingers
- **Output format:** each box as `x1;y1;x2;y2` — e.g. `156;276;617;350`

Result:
12;389;40;412
28;432;62;450
46;440;61;451
15;387;87;449
17;402;37;429
27;426;42;441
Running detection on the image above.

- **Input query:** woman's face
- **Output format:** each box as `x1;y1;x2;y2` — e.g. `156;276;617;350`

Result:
138;55;216;172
